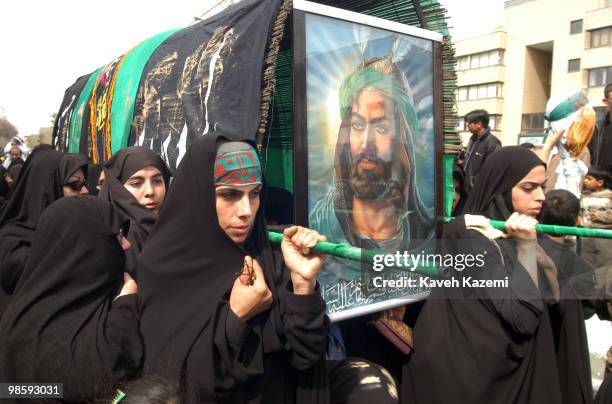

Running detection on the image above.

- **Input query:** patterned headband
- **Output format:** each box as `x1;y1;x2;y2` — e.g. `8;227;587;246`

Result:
214;148;262;186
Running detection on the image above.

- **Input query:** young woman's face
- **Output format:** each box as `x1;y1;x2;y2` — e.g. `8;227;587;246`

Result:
511;165;545;218
63;168;89;197
123;166;166;214
215;183;262;244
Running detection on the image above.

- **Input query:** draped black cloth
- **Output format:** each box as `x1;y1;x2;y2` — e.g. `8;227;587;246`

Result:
0;165;9;199
539;237;595;404
0;166;8;221
0;196;142;403
99;146;170;276
402;146;564;404
138;133;329;403
0;147;87;299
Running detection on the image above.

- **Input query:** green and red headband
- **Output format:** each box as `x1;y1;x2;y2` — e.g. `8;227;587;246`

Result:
214;147;262;186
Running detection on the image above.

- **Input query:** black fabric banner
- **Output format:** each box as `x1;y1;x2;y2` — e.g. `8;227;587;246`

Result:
52;73;92;152
130;0;281;171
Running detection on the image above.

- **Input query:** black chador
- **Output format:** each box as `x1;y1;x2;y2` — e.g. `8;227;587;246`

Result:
0;196;142;403
402;147;564;404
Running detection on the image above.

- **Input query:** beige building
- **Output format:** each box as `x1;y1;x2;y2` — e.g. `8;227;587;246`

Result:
455;0;612;146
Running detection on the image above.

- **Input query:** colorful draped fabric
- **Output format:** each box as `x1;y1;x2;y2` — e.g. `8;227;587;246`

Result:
52;0;282;173
89;56;126;163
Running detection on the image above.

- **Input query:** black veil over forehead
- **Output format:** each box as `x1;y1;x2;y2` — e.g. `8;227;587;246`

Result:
104;146;171;186
463;146;545;220
139;132;284;382
58;153;89;183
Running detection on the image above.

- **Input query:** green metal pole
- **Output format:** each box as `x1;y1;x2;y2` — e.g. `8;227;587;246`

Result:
267;218;612;275
488;220;612;239
442;217;612;239
267;231;438;276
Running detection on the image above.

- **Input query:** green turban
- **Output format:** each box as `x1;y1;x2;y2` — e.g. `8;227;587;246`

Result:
338;66;420;137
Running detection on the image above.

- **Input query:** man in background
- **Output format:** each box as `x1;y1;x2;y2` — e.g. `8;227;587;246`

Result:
462;109;501;194
589;83;612;176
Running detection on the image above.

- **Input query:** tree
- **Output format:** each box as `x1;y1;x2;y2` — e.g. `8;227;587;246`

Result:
0;117;18;147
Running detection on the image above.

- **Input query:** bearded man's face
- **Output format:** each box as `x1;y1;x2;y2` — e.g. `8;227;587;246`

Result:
348;89;397;201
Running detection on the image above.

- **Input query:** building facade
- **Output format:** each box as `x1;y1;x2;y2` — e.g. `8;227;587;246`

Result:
455;0;612;146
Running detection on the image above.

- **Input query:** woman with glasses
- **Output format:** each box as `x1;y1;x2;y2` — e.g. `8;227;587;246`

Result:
0;145;88;311
99;146;171;276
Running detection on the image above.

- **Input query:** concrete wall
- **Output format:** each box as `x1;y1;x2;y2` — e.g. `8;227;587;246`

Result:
522;47;551;114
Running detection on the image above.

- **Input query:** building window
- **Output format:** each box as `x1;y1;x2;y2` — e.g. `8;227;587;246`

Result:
457;56;470;70
489;115;502;131
521;113;546;132
456;49;504;71
598;0;612;8
589;26;612;48
457;82;502;100
588;66;612;87
570;19;583;35
568;58;580;72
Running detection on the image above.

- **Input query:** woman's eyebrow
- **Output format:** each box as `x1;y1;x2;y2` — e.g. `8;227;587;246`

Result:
127;175;145;181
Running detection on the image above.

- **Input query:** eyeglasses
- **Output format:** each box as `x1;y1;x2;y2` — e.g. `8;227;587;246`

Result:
64;179;87;192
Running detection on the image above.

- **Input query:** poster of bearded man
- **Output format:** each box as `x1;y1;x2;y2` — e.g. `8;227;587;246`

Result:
293;1;443;320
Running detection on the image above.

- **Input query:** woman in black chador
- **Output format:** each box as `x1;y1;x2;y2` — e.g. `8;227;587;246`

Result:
0;196;142;403
99;146;171;276
0;146;88;313
402;147;565;404
138;133;332;403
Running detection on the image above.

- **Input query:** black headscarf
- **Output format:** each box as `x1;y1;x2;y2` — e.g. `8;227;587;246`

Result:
99;146;171;276
0;147;88;297
463;146;545;220
139;133;328;403
86;162;104;196
0;196;142;403
0;166;9;198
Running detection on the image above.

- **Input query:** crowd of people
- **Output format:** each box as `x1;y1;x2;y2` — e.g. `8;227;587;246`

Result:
0;81;610;403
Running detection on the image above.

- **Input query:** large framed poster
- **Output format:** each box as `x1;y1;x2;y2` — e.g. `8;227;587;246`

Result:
293;0;444;321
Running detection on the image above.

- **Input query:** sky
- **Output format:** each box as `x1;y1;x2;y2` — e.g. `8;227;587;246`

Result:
0;0;504;137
